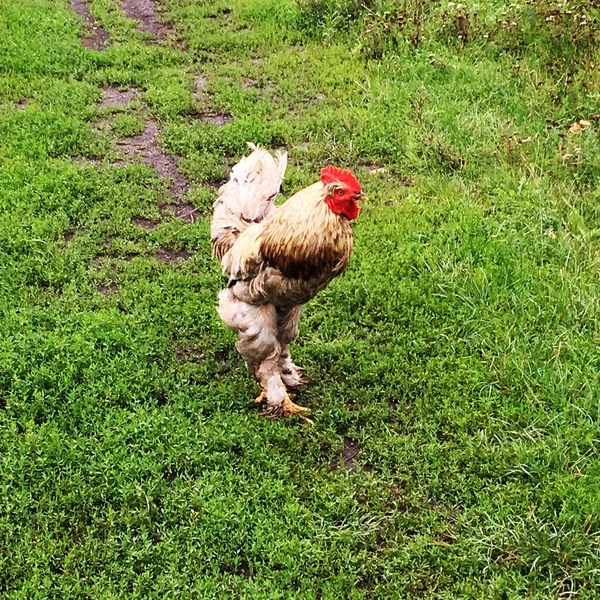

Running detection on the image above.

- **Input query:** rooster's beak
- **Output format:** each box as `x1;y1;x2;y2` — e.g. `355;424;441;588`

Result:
356;192;367;201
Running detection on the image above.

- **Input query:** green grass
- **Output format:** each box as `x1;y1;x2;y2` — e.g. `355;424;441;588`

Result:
1;0;600;597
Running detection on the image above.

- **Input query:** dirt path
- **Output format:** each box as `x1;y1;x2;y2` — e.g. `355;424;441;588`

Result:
121;0;172;40
69;0;110;49
97;87;197;222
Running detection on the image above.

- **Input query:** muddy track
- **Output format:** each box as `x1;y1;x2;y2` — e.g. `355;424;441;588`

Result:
100;87;139;107
132;217;160;230
69;0;110;50
117;120;191;201
121;0;172;40
154;248;193;264
95;87;195;224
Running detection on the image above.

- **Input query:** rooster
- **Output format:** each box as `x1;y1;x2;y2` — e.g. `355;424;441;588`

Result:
211;144;364;421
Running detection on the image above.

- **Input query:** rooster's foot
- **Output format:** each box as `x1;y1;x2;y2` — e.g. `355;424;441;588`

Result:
250;392;267;408
260;394;313;424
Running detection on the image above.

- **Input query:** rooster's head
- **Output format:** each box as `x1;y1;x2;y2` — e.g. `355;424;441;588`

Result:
321;165;364;221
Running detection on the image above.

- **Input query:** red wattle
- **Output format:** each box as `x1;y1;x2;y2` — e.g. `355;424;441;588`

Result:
344;199;360;220
325;196;360;220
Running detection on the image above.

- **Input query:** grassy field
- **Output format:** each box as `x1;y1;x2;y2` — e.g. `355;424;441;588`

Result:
1;0;600;597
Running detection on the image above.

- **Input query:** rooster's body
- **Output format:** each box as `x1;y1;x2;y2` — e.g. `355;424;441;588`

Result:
212;145;363;420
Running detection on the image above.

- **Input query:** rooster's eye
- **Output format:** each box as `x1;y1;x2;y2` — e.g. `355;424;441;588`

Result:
336;189;344;196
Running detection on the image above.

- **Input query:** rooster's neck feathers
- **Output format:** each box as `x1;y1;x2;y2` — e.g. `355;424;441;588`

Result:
259;183;353;280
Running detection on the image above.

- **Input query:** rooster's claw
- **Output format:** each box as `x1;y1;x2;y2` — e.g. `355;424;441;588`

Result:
259;394;313;424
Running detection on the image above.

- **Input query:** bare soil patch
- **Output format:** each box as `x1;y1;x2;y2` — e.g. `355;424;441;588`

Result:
69;0;110;50
121;0;171;39
159;202;199;224
133;217;160;230
341;437;360;471
64;227;84;242
155;248;192;264
98;283;119;295
100;87;139;108
331;437;364;472
199;113;232;126
174;344;205;363
304;93;326;105
237;561;251;580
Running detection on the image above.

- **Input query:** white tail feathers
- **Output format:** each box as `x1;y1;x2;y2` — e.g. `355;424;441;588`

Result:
211;144;287;263
227;143;287;222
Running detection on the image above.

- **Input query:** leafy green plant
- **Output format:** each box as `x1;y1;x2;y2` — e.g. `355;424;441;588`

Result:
112;113;146;137
295;0;600;70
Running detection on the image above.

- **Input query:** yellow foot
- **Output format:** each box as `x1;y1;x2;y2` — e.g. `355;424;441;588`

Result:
283;395;311;419
260;394;314;424
253;392;266;405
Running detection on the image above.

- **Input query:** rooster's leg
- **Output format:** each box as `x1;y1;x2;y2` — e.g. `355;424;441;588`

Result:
219;289;310;420
256;362;312;423
280;348;308;391
277;306;309;391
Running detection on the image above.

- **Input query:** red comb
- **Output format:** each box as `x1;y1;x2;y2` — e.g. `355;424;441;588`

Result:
320;165;362;192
